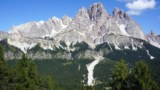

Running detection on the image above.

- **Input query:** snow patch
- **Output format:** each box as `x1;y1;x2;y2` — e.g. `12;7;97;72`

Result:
89;43;96;49
65;40;71;46
40;44;53;50
108;31;117;36
131;39;137;51
50;28;58;37
89;24;94;32
140;42;144;45
124;46;130;49
78;65;81;71
149;41;160;49
114;43;121;50
52;16;68;29
52;16;60;21
7;39;36;53
65;40;72;51
42;28;59;38
116;22;130;36
146;50;155;59
108;43;113;51
132;45;137;51
86;55;103;86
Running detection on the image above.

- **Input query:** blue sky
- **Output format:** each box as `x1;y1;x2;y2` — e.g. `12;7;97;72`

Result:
0;0;160;34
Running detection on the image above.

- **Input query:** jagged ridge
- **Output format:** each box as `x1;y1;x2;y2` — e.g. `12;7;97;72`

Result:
0;3;159;60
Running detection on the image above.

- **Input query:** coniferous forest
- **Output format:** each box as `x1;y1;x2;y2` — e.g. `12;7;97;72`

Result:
0;44;160;90
0;45;58;90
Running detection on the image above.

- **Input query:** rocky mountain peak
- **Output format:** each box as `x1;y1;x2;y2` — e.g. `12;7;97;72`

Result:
88;3;108;21
0;2;160;55
148;30;157;36
0;31;9;40
80;6;87;13
76;6;89;20
62;15;72;26
147;30;160;48
69;7;90;30
113;8;130;20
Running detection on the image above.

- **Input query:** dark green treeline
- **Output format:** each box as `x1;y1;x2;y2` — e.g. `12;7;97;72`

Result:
111;60;160;90
0;45;59;90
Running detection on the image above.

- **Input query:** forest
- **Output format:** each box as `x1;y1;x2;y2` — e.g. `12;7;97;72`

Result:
0;45;159;90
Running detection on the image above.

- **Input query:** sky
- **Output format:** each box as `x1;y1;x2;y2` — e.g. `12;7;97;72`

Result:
0;0;160;34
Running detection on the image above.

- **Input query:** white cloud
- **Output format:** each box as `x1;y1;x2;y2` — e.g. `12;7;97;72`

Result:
120;0;157;15
127;10;141;15
126;0;156;10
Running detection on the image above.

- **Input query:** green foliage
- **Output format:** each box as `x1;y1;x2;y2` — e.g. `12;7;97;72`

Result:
0;45;56;90
111;60;129;90
111;60;160;90
71;41;92;59
7;58;92;90
28;43;44;53
12;54;39;89
0;45;5;61
73;41;90;51
130;61;160;90
1;40;159;90
83;86;95;90
0;45;9;90
112;60;128;81
45;75;55;90
34;59;92;90
0;39;22;54
28;43;69;59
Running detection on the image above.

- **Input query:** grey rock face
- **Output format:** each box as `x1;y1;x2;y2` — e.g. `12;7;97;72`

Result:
27;51;71;60
11;21;46;38
113;8;131;20
69;7;90;31
147;31;160;41
147;31;160;48
112;8;146;40
62;16;72;26
10;16;71;38
88;3;109;22
0;3;159;60
5;50;23;60
0;31;9;40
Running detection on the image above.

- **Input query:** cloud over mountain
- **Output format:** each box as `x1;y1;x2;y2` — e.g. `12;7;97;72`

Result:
125;0;156;15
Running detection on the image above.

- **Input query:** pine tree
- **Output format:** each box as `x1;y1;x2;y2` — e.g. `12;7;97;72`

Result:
0;45;5;61
131;61;160;90
14;54;39;89
45;75;55;90
0;45;58;90
111;60;160;90
111;60;129;90
0;45;9;90
83;86;95;90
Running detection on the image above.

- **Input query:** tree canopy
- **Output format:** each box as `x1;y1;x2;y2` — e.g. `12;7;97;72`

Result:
111;60;160;90
0;45;56;90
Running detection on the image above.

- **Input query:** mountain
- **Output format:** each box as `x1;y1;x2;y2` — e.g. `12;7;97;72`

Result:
1;3;160;88
0;3;159;60
0;31;9;40
147;31;160;48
